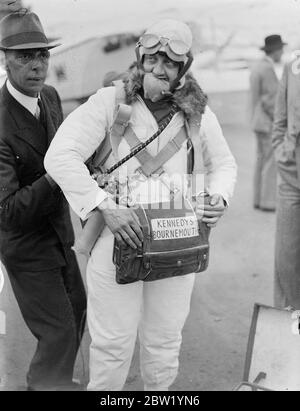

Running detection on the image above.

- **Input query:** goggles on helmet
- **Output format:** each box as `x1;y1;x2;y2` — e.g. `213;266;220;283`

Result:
135;24;194;94
138;33;190;62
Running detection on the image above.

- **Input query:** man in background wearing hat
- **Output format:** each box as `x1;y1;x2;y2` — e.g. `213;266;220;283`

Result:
250;34;286;211
0;11;86;390
45;19;237;391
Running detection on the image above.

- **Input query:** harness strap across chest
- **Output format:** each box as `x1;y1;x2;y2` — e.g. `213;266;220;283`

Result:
89;81;203;180
123;125;189;177
77;85;205;256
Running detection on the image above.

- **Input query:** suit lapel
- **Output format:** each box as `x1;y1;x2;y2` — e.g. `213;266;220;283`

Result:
16;126;47;155
2;83;47;155
1;83;62;155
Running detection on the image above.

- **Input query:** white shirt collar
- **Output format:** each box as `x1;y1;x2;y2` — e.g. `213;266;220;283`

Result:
6;80;39;117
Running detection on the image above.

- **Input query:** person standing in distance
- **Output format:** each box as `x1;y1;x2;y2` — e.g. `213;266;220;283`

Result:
250;35;286;211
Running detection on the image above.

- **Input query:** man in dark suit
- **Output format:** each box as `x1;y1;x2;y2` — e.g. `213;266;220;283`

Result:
250;35;286;211
0;10;86;390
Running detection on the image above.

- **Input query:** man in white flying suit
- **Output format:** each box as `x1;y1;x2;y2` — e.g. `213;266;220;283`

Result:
45;19;237;391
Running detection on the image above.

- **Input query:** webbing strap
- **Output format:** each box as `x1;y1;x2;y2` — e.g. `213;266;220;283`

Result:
103;105;178;176
123;125;188;177
142;128;188;177
187;114;204;173
123;127;161;174
89;81;130;171
97;132;113;169
91;80;204;181
184;114;205;196
186;136;194;175
110;103;132;158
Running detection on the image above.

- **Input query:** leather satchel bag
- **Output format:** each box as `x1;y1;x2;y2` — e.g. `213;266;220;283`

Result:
113;195;210;284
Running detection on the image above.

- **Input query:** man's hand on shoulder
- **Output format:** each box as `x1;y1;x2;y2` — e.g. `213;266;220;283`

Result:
98;198;143;249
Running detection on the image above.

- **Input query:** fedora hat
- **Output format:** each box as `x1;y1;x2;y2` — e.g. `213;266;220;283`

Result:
0;10;60;50
260;35;287;52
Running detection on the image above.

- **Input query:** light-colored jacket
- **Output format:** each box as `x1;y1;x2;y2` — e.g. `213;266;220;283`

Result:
272;61;300;188
44;86;237;221
250;57;279;134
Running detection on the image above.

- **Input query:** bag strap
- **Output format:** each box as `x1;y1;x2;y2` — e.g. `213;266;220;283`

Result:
123;112;203;178
90;80;203;183
185;114;205;197
185;123;195;175
123;125;188;177
123;127;164;176
186;114;204;174
147;127;188;176
98;105;178;179
110;103;132;160
89;80;130;172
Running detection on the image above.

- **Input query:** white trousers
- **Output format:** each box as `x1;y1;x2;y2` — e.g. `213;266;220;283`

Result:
86;227;195;391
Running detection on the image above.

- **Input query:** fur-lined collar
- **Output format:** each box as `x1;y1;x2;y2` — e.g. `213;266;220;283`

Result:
122;68;208;119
